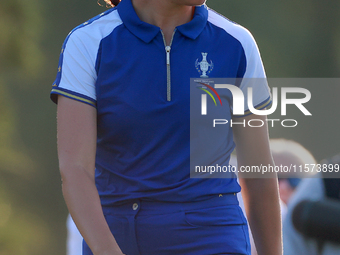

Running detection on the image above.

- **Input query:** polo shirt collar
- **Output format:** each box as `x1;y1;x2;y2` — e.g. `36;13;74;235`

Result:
118;0;208;43
176;5;208;40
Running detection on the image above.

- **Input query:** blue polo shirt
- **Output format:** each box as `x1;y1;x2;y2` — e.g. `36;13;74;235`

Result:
51;0;271;206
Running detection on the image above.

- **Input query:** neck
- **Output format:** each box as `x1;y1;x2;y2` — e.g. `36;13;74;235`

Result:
131;0;194;45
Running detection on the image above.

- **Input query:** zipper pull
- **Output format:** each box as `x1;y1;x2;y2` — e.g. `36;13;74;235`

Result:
165;46;171;65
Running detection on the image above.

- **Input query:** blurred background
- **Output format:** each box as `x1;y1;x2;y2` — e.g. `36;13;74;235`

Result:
0;0;339;254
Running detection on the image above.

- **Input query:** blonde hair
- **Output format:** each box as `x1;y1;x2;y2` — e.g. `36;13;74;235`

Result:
270;139;316;164
270;139;316;177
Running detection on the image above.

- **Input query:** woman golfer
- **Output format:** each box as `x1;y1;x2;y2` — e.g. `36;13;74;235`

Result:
51;0;282;254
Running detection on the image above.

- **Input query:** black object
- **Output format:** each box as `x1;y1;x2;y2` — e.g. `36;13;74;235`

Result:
292;199;340;245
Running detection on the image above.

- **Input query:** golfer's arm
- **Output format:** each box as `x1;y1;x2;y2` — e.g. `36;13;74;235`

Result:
233;114;282;255
57;95;123;255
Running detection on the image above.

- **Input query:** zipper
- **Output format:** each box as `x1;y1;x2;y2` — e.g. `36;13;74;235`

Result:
161;29;176;102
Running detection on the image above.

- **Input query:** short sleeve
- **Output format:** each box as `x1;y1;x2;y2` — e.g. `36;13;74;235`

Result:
236;31;272;117
207;11;272;117
50;29;97;107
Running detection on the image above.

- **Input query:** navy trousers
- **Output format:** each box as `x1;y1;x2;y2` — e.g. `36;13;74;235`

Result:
83;194;251;255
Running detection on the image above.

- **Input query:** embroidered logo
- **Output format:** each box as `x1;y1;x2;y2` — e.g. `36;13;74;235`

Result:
195;52;214;78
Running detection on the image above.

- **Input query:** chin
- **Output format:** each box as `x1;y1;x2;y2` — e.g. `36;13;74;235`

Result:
194;0;206;5
182;0;206;6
